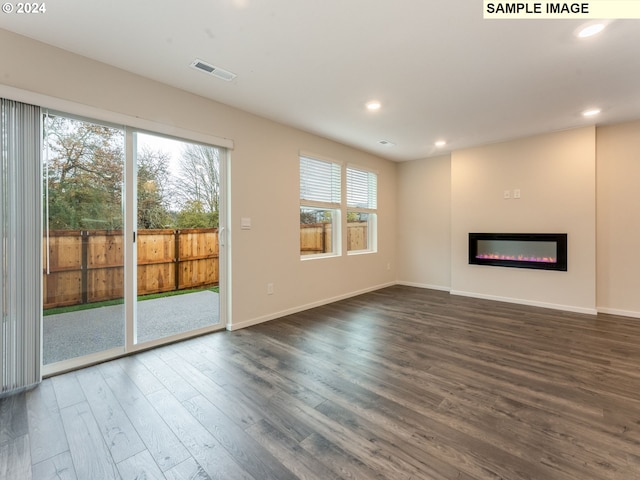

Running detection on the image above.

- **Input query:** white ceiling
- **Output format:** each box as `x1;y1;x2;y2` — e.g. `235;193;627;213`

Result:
2;1;639;161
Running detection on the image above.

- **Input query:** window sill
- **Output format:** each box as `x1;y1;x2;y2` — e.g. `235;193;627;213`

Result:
300;253;340;261
347;249;376;256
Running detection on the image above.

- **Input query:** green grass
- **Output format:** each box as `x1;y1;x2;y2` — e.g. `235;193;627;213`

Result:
43;286;219;316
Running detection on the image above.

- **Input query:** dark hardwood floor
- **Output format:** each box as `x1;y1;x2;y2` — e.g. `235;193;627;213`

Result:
2;285;640;479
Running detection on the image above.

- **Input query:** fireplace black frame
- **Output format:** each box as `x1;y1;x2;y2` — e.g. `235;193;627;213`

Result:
468;233;568;271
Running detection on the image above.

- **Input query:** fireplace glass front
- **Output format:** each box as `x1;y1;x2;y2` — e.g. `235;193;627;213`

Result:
469;233;567;271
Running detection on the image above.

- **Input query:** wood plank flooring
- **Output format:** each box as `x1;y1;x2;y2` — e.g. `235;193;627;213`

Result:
2;285;640;479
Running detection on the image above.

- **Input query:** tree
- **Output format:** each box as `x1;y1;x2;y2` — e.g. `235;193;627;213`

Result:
44;115;125;230
44;116;221;231
300;208;333;224
136;147;172;229
173;143;220;228
175;200;218;228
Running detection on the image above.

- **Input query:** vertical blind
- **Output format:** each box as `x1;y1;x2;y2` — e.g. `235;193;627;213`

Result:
1;98;42;396
299;155;341;206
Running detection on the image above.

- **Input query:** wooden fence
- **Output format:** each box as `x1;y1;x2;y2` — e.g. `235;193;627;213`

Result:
300;222;368;255
43;228;219;309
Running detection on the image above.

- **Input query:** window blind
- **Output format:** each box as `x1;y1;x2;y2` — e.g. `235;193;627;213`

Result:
300;155;341;206
1;98;42;397
347;166;377;210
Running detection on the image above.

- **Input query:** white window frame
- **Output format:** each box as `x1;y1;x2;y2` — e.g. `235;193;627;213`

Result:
346;164;378;255
299;153;342;259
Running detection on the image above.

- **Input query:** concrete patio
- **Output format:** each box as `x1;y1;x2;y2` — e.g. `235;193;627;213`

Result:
43;290;220;365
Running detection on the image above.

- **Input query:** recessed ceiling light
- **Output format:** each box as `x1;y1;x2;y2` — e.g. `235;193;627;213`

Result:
582;108;601;117
366;101;381;111
576;23;606;38
435;140;447;147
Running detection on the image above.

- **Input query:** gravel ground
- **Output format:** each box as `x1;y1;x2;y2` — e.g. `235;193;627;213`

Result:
43;290;220;365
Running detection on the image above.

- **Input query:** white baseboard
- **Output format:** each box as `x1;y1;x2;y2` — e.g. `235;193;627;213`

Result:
597;307;640;319
227;282;640;331
396;281;451;292
227;281;397;331
449;289;598;316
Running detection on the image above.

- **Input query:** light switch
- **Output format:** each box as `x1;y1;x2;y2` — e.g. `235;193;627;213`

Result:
503;190;511;199
241;217;252;230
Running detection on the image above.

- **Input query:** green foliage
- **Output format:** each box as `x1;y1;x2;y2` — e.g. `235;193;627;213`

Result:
300;208;333;224
347;211;359;222
44;115;125;229
136;147;172;228
175;200;219;228
44;115;222;231
173;143;220;227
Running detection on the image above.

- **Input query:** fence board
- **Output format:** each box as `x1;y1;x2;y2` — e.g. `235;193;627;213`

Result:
43;271;82;308
137;230;174;265
43;228;219;309
89;266;124;303
300;223;332;255
87;231;124;268
300;222;367;254
43;231;83;307
137;264;173;296
347;222;368;251
179;228;218;258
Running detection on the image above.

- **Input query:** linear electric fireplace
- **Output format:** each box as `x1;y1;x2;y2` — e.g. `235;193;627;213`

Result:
469;233;567;271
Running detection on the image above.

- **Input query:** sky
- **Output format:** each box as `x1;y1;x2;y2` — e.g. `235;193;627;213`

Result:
135;132;188;177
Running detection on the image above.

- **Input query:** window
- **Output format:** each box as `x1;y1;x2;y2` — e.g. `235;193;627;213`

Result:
299;155;341;257
299;155;378;258
346;166;377;253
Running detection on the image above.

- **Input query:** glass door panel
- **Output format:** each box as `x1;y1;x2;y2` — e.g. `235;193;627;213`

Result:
42;114;125;365
134;133;221;344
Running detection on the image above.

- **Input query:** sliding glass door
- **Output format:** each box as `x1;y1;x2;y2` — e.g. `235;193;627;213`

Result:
133;132;222;345
42;113;126;365
42;113;226;372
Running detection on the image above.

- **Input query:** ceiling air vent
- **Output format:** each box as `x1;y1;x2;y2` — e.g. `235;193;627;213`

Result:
190;59;237;81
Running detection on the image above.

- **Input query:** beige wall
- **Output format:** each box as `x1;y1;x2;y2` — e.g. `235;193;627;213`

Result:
596;120;640;318
397;123;640;318
3;27;639;323
396;155;451;290
398;128;598;314
0;29;397;328
451;127;596;313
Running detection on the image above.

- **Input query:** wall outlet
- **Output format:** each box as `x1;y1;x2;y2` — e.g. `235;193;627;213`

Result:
267;283;274;295
513;188;521;199
503;189;511;199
